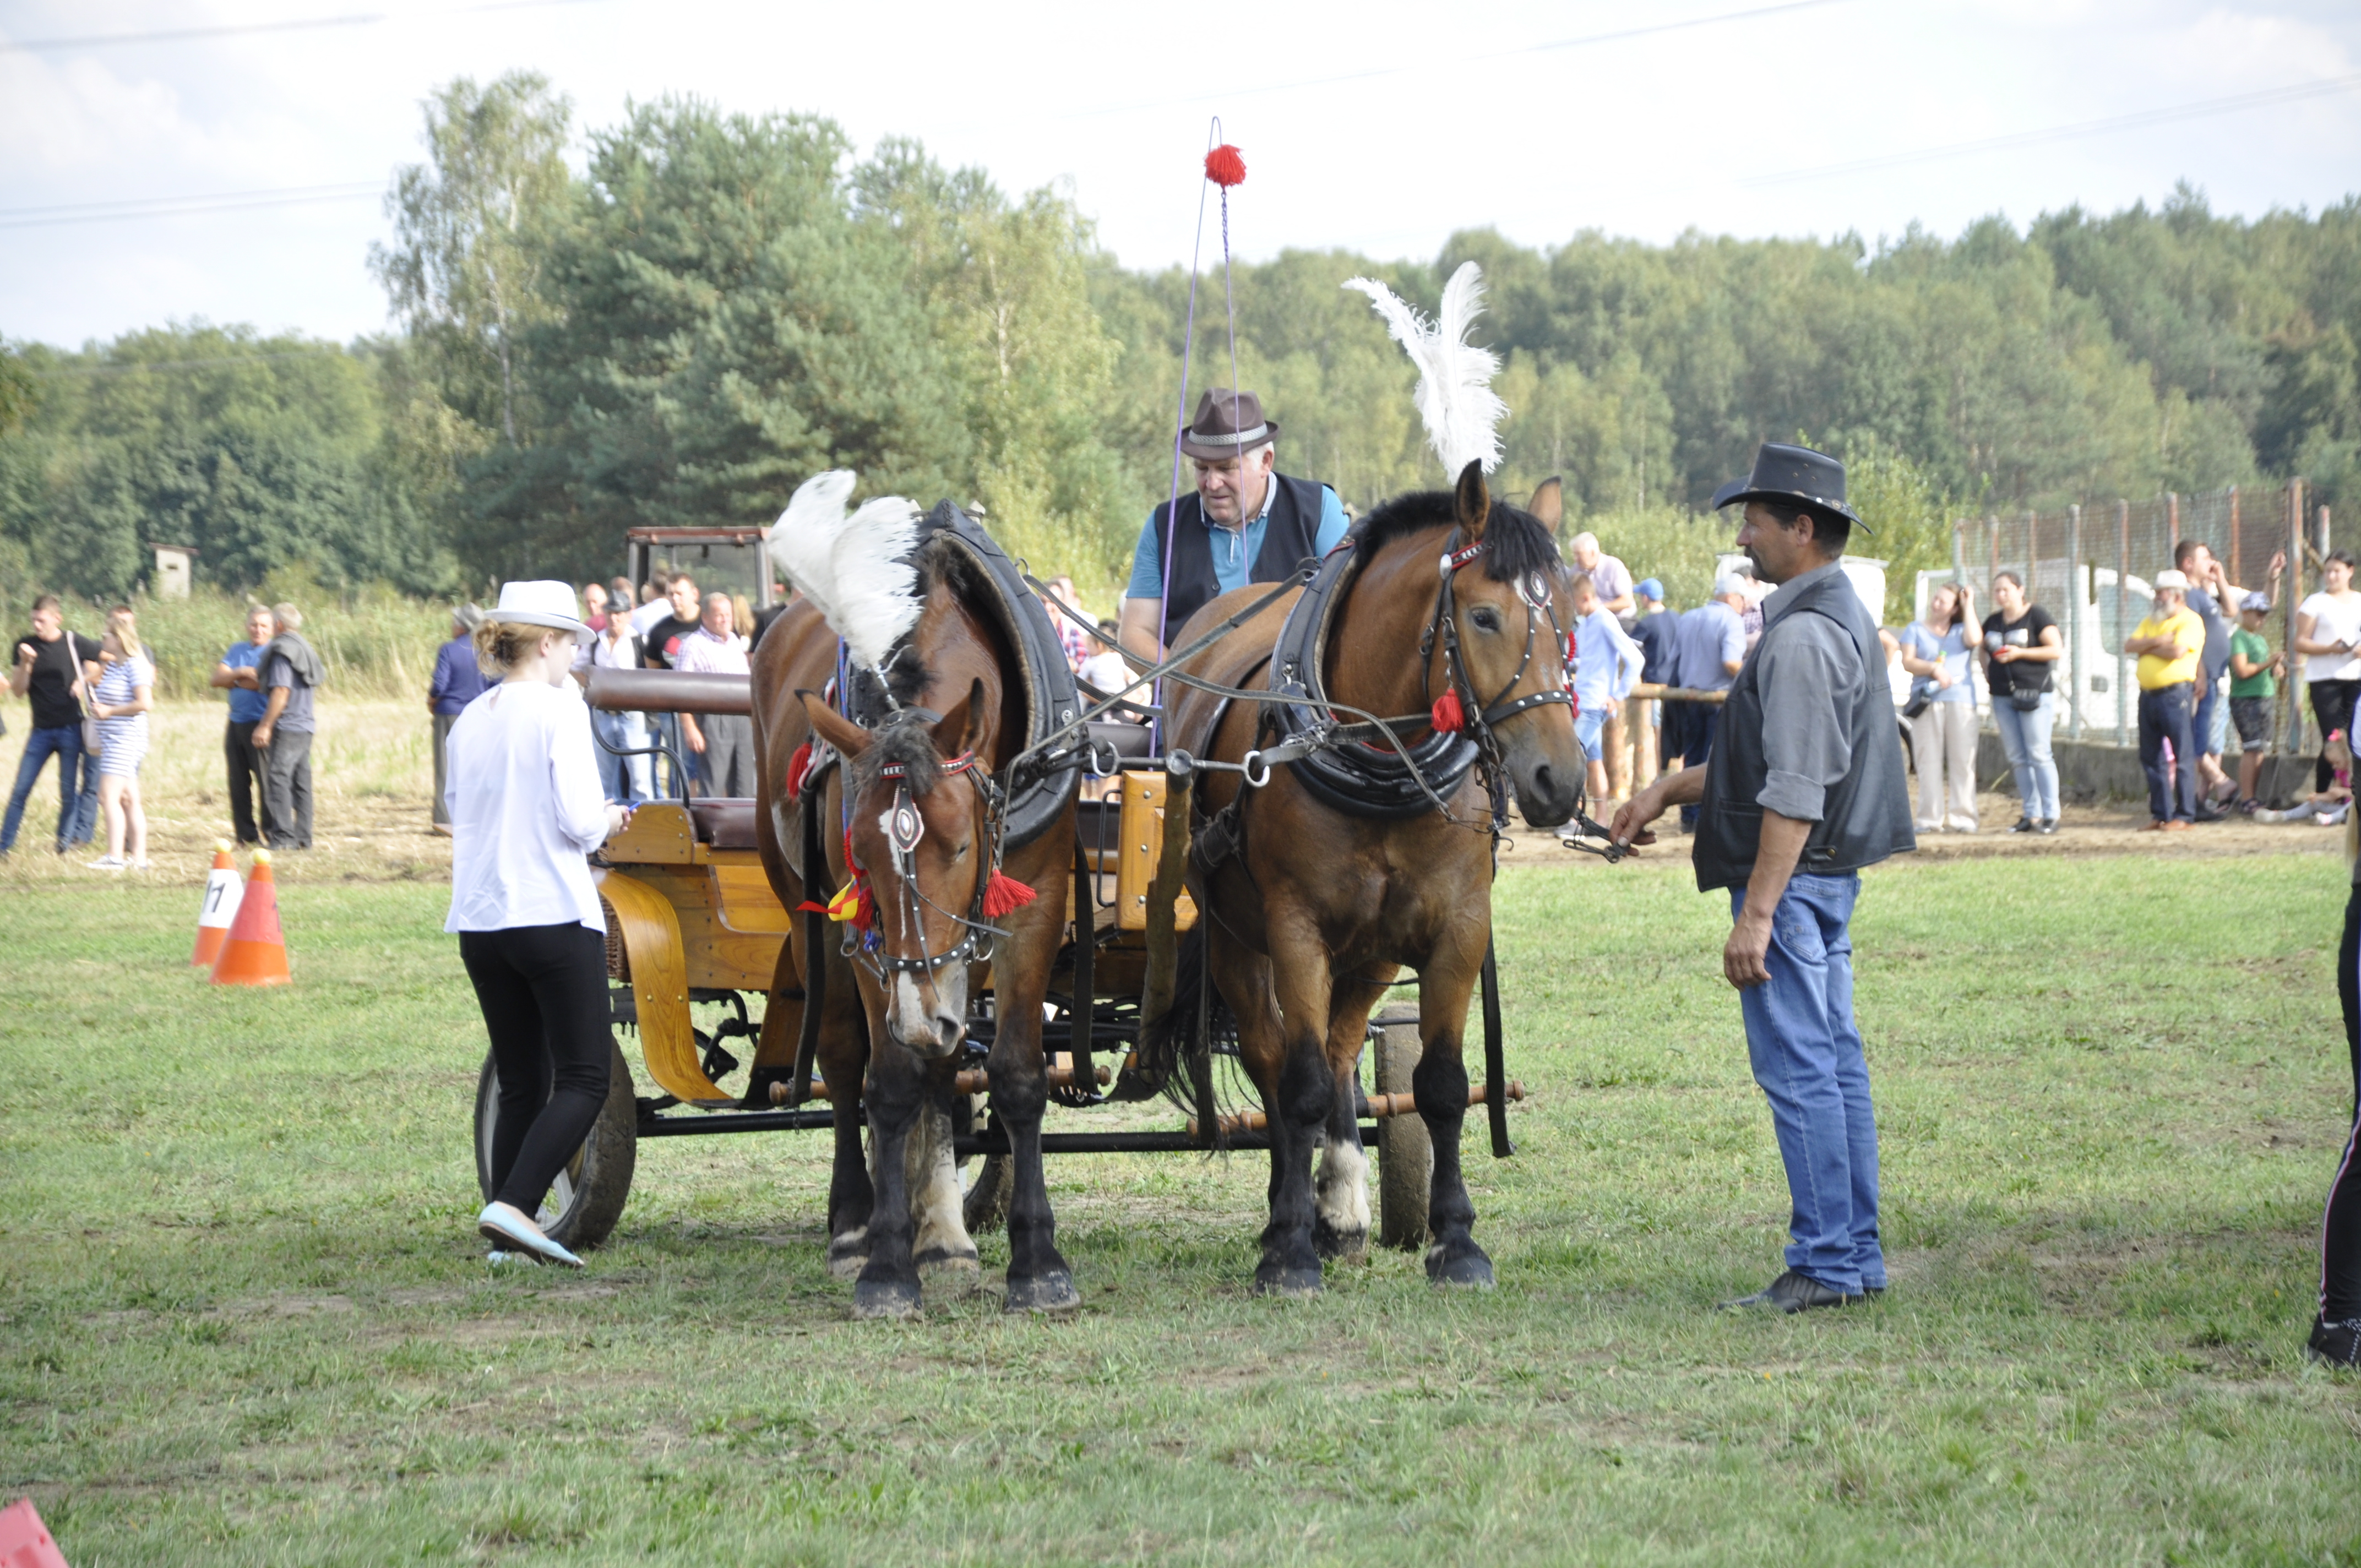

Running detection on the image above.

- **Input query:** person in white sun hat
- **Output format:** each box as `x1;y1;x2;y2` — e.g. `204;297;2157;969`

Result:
443;581;631;1268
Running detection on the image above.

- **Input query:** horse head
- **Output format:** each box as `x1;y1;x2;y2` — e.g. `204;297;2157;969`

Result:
801;677;998;1060
1429;462;1585;827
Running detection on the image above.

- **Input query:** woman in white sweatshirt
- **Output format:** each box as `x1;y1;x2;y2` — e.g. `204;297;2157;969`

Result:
444;581;629;1267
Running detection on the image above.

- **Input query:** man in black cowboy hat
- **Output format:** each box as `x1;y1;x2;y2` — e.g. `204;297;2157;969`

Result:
1116;389;1348;661
1611;442;1914;1315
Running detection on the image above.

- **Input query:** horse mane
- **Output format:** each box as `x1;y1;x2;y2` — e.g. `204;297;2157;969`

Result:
1351;490;1564;584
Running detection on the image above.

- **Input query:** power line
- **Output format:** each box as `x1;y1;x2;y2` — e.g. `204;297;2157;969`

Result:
0;182;382;229
1739;71;2361;187
1;0;605;55
1063;0;1853;119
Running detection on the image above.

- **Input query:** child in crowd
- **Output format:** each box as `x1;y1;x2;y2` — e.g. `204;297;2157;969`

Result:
1568;571;1644;816
2229;591;2284;814
2256;729;2352;825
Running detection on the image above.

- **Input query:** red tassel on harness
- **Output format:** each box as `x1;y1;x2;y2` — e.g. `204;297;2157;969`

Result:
981;870;1036;919
786;741;813;797
1204;144;1247;187
1430;689;1465;734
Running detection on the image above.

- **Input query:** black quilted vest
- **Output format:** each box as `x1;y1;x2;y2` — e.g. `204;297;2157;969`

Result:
1149;473;1327;638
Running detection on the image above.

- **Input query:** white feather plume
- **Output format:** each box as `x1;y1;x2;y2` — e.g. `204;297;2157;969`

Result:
1343;260;1507;479
827;497;925;671
765;471;926;672
766;470;859;625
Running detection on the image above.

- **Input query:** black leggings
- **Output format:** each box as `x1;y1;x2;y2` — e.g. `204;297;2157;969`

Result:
2322;886;2361;1321
459;923;611;1217
2311;679;2360;792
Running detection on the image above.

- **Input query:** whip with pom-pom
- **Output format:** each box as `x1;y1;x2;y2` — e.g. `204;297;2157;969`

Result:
1204;144;1246;187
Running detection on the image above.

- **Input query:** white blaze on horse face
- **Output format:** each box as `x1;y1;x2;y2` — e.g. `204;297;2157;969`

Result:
1315;1136;1370;1242
889;965;967;1058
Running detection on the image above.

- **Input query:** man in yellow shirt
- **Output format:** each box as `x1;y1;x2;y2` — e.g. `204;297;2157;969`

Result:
2125;568;2206;830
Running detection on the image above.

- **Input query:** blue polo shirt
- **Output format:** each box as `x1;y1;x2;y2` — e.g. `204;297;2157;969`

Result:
221;641;269;723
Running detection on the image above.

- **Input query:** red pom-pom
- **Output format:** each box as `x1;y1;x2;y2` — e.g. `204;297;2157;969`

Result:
786;741;813;797
1430;689;1465;734
981;870;1037;919
1204;144;1247;188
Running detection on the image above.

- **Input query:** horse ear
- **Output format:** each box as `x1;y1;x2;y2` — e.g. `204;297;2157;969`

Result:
798;689;871;758
933;677;988;760
1526;476;1563;532
1455;460;1491;542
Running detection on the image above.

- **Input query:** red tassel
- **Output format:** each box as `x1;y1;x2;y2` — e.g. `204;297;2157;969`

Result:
981;870;1036;918
786;741;813;797
1204;144;1247;188
1430;689;1465;734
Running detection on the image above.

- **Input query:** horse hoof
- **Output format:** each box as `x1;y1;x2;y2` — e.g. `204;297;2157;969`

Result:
1003;1270;1081;1315
1314;1220;1369;1265
1253;1264;1323;1299
826;1227;869;1281
1425;1246;1495;1289
852;1277;923;1321
917;1248;982;1301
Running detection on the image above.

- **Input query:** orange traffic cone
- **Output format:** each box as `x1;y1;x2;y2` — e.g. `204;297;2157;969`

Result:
0;1498;69;1567
191;839;244;967
210;848;291;987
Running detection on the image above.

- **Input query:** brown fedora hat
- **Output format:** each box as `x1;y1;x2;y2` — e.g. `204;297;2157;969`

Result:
1179;388;1278;461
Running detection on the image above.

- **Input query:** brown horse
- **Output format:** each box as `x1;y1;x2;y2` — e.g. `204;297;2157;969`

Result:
748;528;1081;1319
1160;462;1580;1294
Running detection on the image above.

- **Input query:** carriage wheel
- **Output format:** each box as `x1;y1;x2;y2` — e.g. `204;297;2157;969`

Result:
474;1041;639;1251
1373;1008;1431;1250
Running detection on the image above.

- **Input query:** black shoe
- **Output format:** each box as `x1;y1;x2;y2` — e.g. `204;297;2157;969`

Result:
2009;816;2036;834
2308;1316;2361;1366
1718;1268;1854;1314
2037;819;2060;835
1860;1284;1886;1299
2193;804;2226;823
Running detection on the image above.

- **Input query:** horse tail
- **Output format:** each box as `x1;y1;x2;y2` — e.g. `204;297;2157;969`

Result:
1112;923;1206;1103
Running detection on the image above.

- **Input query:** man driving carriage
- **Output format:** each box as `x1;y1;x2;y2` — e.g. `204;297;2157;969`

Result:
1116;389;1350;662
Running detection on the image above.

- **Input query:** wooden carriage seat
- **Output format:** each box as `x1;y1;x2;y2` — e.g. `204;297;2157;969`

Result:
688;798;761;851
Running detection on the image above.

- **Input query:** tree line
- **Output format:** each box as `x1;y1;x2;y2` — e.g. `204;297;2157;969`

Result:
3;70;2355;609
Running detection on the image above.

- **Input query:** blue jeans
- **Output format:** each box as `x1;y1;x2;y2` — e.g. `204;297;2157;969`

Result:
2138;682;2196;823
591;711;654;803
1992;692;2059;821
2193;672;2224;758
1;724;99;853
1732;872;1884;1294
1574;707;1605;762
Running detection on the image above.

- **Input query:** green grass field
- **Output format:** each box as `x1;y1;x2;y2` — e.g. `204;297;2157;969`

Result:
4;853;2359;1565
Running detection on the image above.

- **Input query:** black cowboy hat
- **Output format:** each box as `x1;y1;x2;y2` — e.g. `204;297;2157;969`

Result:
1179;388;1278;462
1710;442;1868;533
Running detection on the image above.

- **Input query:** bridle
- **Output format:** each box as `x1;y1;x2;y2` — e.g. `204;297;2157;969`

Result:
841;736;1008;982
1417;526;1576;828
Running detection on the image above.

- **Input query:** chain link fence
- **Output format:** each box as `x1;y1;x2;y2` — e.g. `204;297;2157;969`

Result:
1911;480;2333;755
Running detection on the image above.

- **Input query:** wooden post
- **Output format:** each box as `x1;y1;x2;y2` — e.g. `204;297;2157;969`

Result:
2117;499;2131;748
2168;492;2180;556
2320;500;2332;560
2067;503;2082;742
2229;485;2242;585
1988;514;2000;586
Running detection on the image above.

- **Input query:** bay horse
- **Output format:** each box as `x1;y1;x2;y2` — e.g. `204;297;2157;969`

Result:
1158;462;1580;1294
748;511;1081;1319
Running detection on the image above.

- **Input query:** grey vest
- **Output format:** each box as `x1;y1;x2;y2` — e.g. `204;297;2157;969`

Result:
1693;564;1916;892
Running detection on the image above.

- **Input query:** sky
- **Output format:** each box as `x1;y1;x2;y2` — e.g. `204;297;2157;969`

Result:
3;0;2358;350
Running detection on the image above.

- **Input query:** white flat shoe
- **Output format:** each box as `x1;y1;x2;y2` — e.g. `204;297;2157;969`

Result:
476;1201;584;1268
86;855;125;872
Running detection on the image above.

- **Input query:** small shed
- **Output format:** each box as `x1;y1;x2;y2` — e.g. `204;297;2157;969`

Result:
150;543;198;599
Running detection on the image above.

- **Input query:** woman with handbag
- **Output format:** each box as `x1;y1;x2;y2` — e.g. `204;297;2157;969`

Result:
445;582;630;1268
85;606;156;871
1981;571;2064;835
1898;581;1981;833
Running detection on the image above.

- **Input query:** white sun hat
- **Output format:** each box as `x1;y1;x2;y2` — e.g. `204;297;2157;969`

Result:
486;580;594;644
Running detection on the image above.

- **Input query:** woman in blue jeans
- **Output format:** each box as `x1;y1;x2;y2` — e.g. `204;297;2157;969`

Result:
1981;571;2063;834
